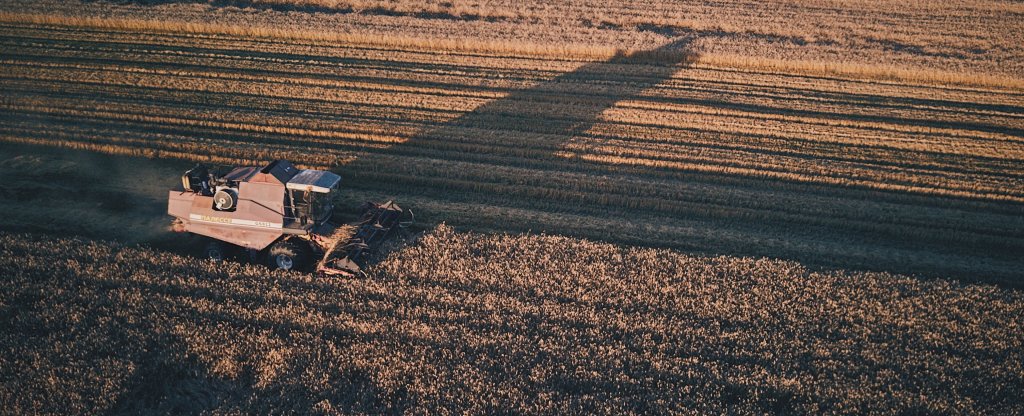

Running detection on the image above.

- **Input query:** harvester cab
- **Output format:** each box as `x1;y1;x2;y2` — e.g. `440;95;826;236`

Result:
168;160;410;275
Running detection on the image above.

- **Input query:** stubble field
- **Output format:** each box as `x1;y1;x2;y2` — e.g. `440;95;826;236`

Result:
1;15;1022;281
1;0;1023;413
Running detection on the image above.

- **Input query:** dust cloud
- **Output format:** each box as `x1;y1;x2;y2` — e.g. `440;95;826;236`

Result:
0;143;188;248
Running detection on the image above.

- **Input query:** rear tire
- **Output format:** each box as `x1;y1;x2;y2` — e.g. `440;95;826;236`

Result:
267;239;310;272
204;241;226;262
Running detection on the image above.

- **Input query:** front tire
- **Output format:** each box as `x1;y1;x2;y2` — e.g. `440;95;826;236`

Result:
267;239;310;272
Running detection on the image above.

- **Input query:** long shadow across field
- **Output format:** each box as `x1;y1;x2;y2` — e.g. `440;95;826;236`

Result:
0;37;693;257
330;38;712;241
328;38;1024;286
2;29;1021;285
334;37;699;216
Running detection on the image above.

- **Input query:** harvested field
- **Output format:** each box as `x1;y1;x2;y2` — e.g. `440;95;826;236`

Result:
1;227;1022;414
1;21;1022;283
5;0;1024;80
1;1;1023;413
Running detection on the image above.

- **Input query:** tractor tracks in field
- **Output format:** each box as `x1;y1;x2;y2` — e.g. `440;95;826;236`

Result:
1;24;1023;282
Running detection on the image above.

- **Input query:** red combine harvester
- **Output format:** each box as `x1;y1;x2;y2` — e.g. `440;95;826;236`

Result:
168;160;410;275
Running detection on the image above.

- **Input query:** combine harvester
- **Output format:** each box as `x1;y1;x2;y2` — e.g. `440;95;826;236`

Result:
167;160;410;275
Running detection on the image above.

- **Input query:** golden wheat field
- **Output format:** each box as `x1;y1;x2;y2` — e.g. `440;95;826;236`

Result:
1;0;1023;413
2;228;1023;414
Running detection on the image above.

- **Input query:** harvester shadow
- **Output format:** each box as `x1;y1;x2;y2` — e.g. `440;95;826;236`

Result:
323;37;700;264
330;36;699;235
5;30;1020;283
325;37;1023;285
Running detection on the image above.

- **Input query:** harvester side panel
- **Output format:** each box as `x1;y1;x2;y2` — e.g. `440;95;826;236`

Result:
168;181;289;250
168;190;193;219
238;181;286;215
186;219;282;250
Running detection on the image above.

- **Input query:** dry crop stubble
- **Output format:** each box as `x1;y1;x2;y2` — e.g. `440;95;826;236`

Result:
0;2;1022;414
4;0;1023;83
1;22;1023;283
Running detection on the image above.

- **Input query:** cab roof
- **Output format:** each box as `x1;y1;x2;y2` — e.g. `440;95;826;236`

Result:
286;169;341;193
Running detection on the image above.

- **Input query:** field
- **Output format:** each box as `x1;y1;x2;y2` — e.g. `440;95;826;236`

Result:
1;0;1023;413
2;228;1023;414
2;14;1023;281
6;0;1024;81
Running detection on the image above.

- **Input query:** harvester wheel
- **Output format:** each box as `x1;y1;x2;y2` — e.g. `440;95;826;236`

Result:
204;241;226;262
267;239;310;272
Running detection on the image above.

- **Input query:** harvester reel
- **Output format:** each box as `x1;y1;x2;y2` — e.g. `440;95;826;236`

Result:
316;200;411;276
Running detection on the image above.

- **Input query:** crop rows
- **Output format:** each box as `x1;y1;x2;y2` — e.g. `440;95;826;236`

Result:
5;0;1022;82
1;23;1022;282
